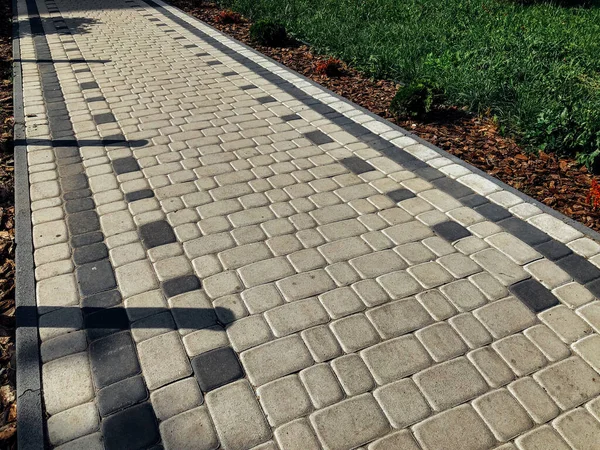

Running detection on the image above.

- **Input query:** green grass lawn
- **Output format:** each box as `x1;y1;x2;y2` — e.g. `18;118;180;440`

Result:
218;0;600;166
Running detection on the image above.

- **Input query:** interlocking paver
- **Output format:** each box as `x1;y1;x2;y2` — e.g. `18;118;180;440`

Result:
414;357;489;411
257;375;313;427
473;389;534;441
138;331;193;390
310;394;390;450
206;380;271;450
413;404;495;450
300;363;344;409
534;356;600;410
507;377;560;424
361;335;432;384
47;402;99;447
23;0;600;447
374;378;430;428
159;406;219;450
241;335;314;386
151;378;204;422
366;297;432;339
42;353;94;416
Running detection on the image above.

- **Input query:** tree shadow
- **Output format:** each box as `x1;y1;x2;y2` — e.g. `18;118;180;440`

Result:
21;16;102;36
15;138;149;148
23;305;236;335
14;58;111;64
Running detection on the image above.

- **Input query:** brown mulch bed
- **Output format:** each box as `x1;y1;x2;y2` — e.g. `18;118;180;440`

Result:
0;0;16;447
170;0;600;233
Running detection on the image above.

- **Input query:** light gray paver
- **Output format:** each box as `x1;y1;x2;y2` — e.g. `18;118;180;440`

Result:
368;430;421;450
159;407;219;450
257;375;313;426
534;356;600;410
514;426;571;450
138;331;193;390
151;378;204;422
361;335;432;384
241;335;314;386
206;381;271;450
330;314;380;353
301;325;343;363
414;357;489;411
508;377;560;424
310;394;390;450
553;408;600;449
264;297;329;337
412;404;496;450
331;354;375;396
468;346;514;388
274;419;321;450
366;297;433;339
494;334;549;377
47;402;99;446
474;297;537;339
42;353;94;416
54;433;104;450
473;389;534;441
300;363;344;409
373;378;430;428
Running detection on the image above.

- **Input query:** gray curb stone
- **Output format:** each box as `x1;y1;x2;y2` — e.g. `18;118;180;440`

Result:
14;0;46;448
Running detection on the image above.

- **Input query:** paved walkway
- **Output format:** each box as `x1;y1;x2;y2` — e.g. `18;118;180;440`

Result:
14;0;600;448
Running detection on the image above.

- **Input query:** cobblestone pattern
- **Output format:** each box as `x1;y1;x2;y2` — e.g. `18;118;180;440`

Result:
19;0;600;447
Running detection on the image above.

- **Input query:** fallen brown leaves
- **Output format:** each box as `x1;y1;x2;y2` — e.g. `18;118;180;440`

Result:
0;0;15;446
168;0;600;233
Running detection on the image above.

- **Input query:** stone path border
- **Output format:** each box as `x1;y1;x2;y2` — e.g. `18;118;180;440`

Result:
13;0;45;447
13;0;600;448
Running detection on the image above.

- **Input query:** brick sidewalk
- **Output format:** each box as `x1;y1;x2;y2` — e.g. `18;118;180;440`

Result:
15;0;600;448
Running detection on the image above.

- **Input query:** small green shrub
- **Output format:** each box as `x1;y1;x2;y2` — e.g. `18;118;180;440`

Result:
526;103;600;170
389;81;444;118
249;19;287;46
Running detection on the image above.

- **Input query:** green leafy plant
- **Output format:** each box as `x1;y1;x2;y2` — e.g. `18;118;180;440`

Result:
389;80;444;118
249;19;287;46
526;103;600;171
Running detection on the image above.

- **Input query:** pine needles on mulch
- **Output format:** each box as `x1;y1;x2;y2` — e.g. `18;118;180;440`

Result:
169;0;600;234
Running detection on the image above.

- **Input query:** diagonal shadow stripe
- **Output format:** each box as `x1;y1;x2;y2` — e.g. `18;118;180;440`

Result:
15;138;149;147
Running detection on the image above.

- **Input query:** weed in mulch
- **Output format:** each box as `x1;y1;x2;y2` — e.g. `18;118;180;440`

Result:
314;58;343;78
390;80;444;119
214;10;243;24
587;180;600;209
249;19;287;46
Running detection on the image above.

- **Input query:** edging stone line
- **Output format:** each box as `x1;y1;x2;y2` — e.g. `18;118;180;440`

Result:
13;0;46;447
148;0;600;246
